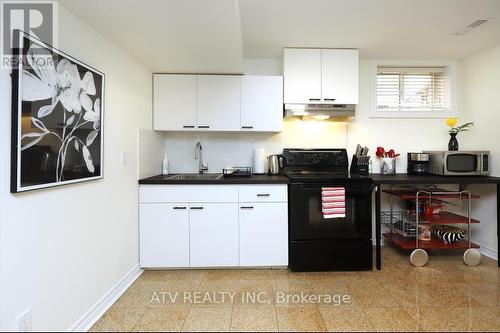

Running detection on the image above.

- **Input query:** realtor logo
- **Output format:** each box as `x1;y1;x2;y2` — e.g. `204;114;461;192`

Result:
1;0;58;68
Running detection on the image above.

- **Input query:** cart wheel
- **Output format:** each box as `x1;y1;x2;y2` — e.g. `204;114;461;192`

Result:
463;249;482;266
410;249;428;267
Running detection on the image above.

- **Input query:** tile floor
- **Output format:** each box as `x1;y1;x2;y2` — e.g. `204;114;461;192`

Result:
91;247;499;332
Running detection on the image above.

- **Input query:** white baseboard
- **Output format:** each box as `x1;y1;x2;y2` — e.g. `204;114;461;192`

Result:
478;244;498;261
69;264;143;332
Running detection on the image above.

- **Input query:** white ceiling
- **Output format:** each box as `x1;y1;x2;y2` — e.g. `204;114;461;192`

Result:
61;0;500;72
240;0;500;59
60;0;245;73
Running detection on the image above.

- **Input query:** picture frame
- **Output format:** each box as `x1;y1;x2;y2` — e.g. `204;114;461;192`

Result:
11;30;105;193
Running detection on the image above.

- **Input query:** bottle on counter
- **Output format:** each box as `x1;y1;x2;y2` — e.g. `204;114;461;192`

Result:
162;154;169;175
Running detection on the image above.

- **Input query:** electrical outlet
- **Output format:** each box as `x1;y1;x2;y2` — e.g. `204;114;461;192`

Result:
16;308;32;332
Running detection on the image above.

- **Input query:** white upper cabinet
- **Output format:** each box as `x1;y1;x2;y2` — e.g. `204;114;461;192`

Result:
153;74;283;132
283;48;359;105
283;48;322;104
321;49;359;104
241;76;283;132
196;75;241;131
153;74;196;131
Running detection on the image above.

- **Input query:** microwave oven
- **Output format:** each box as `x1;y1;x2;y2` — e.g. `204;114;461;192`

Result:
424;151;490;176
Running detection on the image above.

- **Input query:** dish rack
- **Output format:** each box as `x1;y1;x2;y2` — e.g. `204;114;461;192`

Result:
222;167;252;177
382;186;482;267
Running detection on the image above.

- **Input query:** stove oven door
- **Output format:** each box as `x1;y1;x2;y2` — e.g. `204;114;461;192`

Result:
289;181;372;240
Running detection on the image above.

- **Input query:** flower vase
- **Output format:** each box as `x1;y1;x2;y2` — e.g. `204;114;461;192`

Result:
381;157;396;175
448;133;459;151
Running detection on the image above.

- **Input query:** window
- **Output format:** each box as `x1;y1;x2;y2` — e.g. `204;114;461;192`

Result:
370;62;457;118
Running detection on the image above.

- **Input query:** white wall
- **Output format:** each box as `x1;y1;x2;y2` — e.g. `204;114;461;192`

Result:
462;44;500;258
163;60;453;173
137;129;164;179
0;6;152;331
244;58;282;75
461;44;500;175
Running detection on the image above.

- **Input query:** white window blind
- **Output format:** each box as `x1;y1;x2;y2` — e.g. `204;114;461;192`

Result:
376;66;448;113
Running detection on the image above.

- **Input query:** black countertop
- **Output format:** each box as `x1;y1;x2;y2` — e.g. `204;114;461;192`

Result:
371;173;500;185
139;173;500;186
139;174;290;185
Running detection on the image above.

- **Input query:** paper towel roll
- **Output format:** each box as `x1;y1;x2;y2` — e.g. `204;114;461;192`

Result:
253;147;266;174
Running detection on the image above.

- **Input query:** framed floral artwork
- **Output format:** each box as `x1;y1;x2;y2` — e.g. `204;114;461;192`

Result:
11;30;104;193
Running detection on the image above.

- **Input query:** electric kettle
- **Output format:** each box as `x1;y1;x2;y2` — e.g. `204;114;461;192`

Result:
267;154;284;175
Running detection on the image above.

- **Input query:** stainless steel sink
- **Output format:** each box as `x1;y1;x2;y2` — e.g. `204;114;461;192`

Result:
163;173;223;180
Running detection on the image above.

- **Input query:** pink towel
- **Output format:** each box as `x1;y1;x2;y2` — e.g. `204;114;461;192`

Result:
322;196;345;203
322;213;346;219
322;202;345;209
322;207;346;213
322;187;345;219
322;187;345;191
322;189;345;197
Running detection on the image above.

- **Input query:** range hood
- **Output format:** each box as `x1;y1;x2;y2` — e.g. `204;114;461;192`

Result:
284;103;356;120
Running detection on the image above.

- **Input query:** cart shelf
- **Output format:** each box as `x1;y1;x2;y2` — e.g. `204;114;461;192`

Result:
383;233;480;250
382;189;480;200
382;210;479;237
414;211;479;224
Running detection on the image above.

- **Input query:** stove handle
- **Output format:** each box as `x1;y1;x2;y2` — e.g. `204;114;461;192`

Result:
292;184;370;196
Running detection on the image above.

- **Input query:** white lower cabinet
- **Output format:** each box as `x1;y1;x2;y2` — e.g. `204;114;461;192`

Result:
139;185;288;268
139;203;190;268
189;203;239;267
239;203;288;267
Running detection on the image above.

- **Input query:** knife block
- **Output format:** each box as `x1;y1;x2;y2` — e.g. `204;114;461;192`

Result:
350;155;370;176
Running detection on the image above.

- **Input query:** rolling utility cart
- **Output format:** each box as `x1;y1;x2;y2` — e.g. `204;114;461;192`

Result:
381;186;482;267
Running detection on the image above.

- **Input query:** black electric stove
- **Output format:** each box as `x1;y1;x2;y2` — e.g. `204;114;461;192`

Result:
283;149;373;271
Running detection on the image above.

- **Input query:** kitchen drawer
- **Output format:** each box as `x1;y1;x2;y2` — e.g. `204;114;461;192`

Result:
238;185;287;203
139;185;238;203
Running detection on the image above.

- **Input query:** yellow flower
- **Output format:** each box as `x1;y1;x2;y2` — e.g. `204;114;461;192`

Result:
446;118;457;128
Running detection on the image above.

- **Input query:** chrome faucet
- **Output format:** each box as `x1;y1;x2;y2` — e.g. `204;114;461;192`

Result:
194;141;208;174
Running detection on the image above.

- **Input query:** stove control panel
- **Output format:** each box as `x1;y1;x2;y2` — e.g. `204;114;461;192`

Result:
283;149;348;169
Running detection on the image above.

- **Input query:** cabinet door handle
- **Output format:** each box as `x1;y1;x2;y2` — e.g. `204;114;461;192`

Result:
241;126;253;129
240;206;254;209
173;206;187;210
309;98;321;102
324;98;336;102
257;193;270;197
190;206;204;210
198;125;210;129
182;125;195;128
